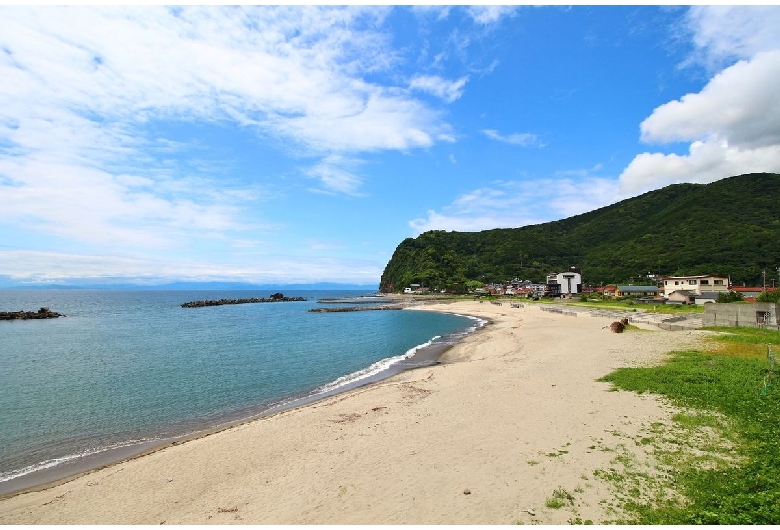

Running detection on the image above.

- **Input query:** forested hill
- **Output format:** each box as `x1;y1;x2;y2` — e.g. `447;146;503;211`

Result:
379;173;780;293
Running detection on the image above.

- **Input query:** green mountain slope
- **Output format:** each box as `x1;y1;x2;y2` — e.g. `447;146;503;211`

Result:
379;173;780;292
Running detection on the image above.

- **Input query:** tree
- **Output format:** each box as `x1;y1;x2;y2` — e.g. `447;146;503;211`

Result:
717;290;745;303
756;290;780;303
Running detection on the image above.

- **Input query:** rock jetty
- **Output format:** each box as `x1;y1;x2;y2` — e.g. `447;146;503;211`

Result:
181;293;307;308
309;305;402;313
0;307;65;320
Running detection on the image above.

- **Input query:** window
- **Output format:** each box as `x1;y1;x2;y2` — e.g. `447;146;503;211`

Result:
689;280;697;285
701;280;709;285
675;281;680;285
714;279;724;285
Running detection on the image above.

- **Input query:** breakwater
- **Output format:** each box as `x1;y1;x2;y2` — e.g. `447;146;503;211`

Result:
181;295;307;308
0;307;65;320
309;305;403;313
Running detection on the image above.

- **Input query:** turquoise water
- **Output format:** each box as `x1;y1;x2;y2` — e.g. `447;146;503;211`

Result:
0;290;478;487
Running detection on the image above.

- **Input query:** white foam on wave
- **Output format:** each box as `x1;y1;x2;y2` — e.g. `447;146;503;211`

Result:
0;438;155;483
313;335;442;395
444;313;488;340
309;314;487;397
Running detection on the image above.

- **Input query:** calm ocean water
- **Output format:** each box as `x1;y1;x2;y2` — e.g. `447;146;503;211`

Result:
0;289;480;489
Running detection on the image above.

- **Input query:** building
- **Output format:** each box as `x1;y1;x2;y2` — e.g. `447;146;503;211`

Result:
614;285;660;297
731;286;778;301
546;267;582;296
661;274;729;298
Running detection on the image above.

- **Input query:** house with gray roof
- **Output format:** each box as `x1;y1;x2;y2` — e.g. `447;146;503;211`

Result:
614;285;660;297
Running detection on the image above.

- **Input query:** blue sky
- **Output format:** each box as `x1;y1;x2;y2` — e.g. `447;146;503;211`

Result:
1;4;780;287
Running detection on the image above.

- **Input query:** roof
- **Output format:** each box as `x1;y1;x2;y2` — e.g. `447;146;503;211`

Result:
661;274;728;280
695;292;720;300
616;285;659;292
732;286;777;293
667;289;697;297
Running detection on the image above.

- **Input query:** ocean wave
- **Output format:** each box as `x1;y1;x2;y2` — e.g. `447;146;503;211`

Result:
311;336;442;396
0;438;156;483
307;314;487;397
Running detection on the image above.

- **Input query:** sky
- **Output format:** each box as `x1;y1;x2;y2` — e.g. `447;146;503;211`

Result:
1;4;780;287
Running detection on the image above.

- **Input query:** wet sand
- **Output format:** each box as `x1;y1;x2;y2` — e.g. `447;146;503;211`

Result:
0;300;710;524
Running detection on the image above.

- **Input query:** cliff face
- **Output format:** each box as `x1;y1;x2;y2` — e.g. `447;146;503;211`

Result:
380;173;780;292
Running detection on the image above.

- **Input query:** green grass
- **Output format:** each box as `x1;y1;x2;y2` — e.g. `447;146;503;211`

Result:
545;487;575;509
597;327;780;524
554;298;705;315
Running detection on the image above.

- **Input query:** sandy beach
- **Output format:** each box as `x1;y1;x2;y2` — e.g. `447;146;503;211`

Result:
0;300;709;524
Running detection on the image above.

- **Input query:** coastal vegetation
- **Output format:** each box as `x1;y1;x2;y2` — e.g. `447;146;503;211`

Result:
596;326;780;524
380;173;780;293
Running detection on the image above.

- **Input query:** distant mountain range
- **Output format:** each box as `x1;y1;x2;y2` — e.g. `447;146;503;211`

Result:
380;172;780;292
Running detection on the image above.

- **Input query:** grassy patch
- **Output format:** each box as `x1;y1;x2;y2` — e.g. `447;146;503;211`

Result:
559;299;704;315
596;327;780;524
545;487;575;509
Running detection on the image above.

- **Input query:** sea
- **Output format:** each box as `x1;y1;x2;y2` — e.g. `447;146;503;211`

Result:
0;289;483;495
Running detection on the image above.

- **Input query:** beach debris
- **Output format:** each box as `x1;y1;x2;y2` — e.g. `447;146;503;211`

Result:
217;506;238;513
167;477;173;482
609;321;625;333
331;412;363;424
524;508;536;516
463;488;471;495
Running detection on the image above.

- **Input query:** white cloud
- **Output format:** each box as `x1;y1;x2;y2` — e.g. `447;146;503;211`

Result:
685;6;780;69
0;156;253;250
409;177;620;235
409;74;469;103
620;49;780;195
466;6;518;25
482;129;543;148
0;5;459;260
0;250;382;285
305;154;365;196
620;140;780;195
640;51;780;150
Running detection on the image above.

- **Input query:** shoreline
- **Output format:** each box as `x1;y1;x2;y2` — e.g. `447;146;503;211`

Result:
0;302;485;499
0;301;710;524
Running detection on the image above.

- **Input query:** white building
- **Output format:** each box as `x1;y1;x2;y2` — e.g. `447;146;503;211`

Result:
661;275;729;298
546;268;582;296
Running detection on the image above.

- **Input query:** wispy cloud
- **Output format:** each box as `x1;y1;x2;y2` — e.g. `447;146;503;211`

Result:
305;155;365;196
482;129;544;148
0;5;458;257
466;6;519;25
409;74;469;103
684;5;780;71
0;250;382;285
409;177;620;235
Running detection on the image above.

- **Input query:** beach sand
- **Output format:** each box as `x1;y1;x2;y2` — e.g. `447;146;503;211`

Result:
0;300;710;524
